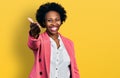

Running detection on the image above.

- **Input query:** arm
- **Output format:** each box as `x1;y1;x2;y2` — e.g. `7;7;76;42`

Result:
71;42;80;78
27;33;41;50
27;17;41;51
73;53;80;78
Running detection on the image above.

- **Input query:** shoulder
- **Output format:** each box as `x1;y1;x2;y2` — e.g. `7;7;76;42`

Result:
62;35;73;42
60;34;74;46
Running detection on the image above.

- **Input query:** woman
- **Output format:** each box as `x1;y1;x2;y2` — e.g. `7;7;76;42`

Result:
27;2;80;78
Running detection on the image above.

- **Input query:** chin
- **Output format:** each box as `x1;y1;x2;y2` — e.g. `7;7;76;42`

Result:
51;31;58;35
50;30;59;35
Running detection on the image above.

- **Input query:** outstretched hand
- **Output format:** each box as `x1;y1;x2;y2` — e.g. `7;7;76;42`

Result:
28;17;41;38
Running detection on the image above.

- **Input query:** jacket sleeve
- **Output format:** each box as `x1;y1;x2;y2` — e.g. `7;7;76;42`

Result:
73;53;80;78
27;34;41;51
71;42;80;78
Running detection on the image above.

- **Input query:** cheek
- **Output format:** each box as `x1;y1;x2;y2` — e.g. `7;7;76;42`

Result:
44;22;50;27
57;21;61;25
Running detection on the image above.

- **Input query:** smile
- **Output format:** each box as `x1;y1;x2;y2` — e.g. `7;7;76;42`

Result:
50;27;58;31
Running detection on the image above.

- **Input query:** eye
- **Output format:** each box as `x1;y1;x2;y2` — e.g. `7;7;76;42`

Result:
47;19;53;22
56;18;61;21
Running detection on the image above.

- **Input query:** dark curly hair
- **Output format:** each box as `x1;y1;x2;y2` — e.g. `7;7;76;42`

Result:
36;2;67;28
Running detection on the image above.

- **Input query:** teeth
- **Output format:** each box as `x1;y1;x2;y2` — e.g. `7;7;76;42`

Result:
51;27;57;31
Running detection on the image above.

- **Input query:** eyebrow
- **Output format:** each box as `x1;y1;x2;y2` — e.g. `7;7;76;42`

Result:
46;17;60;20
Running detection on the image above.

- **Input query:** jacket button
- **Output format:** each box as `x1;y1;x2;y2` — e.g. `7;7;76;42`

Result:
39;58;41;62
39;71;42;75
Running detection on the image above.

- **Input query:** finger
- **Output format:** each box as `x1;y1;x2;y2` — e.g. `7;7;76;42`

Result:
28;17;34;23
36;22;41;28
33;22;41;28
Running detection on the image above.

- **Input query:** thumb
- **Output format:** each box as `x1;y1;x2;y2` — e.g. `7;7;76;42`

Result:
28;17;34;23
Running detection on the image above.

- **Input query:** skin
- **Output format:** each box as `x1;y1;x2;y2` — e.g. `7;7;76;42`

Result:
44;11;62;48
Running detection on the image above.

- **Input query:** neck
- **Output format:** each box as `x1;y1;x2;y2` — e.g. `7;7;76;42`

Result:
46;31;59;40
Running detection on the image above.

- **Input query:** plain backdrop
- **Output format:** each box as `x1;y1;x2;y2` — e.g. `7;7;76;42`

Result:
0;0;120;78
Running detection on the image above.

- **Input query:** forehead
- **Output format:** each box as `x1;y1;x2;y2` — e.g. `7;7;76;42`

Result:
45;11;60;19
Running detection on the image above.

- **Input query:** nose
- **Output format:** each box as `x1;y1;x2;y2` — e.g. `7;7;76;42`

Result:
51;20;57;26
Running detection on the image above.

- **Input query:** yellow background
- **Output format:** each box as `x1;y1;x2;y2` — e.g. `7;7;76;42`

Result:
0;0;120;78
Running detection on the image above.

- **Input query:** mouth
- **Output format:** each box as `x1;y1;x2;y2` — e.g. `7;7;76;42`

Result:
50;26;58;32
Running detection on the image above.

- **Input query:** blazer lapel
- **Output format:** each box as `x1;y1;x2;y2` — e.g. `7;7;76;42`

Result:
43;32;51;78
60;35;73;62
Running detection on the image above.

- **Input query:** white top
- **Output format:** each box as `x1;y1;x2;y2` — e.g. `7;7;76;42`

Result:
49;35;70;78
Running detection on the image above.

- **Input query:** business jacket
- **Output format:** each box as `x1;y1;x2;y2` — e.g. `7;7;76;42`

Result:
28;31;80;78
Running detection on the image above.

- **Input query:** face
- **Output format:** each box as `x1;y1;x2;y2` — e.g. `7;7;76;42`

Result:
44;11;61;35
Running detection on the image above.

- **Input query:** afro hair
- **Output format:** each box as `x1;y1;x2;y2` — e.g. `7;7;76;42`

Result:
36;2;67;28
